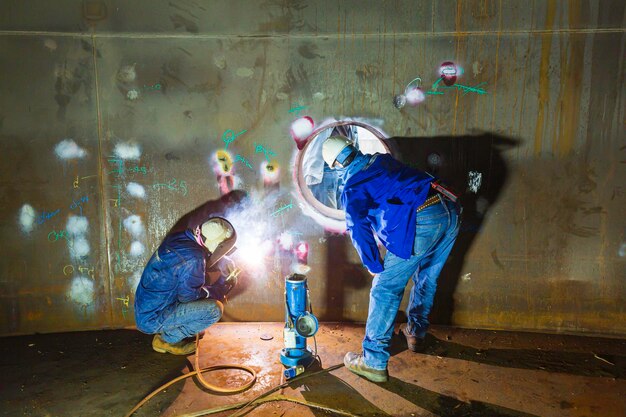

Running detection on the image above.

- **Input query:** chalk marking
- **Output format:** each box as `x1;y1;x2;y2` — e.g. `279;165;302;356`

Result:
222;129;247;149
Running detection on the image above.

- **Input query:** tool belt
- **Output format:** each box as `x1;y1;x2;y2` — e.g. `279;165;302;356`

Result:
416;181;460;213
416;194;441;212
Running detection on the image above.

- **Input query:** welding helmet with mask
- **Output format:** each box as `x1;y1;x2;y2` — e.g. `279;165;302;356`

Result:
199;217;237;269
322;135;357;168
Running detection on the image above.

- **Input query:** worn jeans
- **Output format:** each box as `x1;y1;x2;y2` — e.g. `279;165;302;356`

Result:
363;196;461;370
157;299;223;343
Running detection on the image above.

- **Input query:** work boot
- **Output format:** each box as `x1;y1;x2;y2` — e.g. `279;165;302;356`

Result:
152;334;196;355
400;324;426;353
343;352;388;383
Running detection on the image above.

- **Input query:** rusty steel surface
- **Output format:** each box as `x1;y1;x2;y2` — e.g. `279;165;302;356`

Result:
2;322;625;416
0;0;624;336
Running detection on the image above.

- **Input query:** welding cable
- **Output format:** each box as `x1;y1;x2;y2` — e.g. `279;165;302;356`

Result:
124;335;256;417
179;394;359;417
224;363;345;417
192;334;256;393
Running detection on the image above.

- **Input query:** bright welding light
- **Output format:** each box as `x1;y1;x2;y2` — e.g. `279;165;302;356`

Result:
223;193;277;274
234;237;266;269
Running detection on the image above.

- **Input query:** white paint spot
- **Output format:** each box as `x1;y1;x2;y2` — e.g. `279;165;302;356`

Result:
66;216;89;236
427;153;442;168
126;182;146;199
462;273;472;282
129;241;145;257
405;88;425;105
276;92;288;100
313;92;325;101
19;204;36;234
290;117;314;140
114;143;141;160
277;232;294;251
619;242;626;257
235;67;254;78
123;215;144;238
126;89;140;100
71;237;91;258
472;61;483;77
55;139;87;160
117;64;137;83
43;39;57;51
69;276;94;305
213;55;226;70
468;171;483;193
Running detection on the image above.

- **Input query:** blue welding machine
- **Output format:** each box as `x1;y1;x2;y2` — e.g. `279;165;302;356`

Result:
280;273;318;368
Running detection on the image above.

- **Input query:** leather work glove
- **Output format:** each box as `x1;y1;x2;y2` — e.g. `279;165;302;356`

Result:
218;256;238;277
202;277;229;302
218;256;241;293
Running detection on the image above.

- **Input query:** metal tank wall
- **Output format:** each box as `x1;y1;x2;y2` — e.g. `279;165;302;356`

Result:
0;0;624;336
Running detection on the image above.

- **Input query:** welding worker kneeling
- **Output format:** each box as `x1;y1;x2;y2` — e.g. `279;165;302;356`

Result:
322;136;461;383
134;217;238;355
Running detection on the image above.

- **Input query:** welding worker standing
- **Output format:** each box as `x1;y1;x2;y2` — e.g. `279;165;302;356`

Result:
134;216;238;355
322;136;461;382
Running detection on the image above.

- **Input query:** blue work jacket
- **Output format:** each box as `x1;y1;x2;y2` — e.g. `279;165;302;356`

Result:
134;230;208;333
341;153;433;273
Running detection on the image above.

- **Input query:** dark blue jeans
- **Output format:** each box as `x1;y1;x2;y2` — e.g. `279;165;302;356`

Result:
363;196;461;370
158;299;223;343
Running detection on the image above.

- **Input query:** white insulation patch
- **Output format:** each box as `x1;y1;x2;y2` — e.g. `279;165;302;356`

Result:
55;139;87;160
19;204;36;233
114;143;141;160
69;276;94;305
127;182;146;199
129;241;145;257
123;215;144;238
66;216;89;236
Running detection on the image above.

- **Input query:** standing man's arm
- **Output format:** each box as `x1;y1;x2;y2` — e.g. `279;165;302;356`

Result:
344;190;384;274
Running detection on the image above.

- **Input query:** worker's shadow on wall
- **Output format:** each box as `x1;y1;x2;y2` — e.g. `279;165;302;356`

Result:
319;133;518;323
319;233;372;321
388;132;519;326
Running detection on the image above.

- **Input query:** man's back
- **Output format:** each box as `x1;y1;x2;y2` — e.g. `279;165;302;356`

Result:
342;153;433;271
135;231;206;332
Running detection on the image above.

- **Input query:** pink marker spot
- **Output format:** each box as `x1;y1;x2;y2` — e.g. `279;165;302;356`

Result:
440;61;458;86
294;241;309;264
